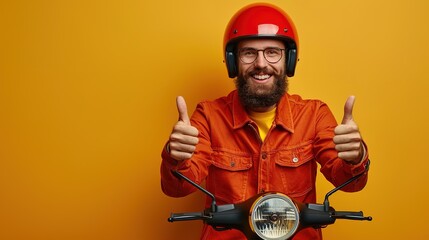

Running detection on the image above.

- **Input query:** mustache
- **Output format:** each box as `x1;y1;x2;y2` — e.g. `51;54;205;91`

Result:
248;68;274;76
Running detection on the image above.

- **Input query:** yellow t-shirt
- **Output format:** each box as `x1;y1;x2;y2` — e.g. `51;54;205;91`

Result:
248;107;276;141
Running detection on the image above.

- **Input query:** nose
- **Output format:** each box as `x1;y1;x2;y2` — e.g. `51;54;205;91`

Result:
254;51;268;68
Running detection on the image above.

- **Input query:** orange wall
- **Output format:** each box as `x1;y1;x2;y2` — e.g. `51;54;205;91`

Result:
1;0;428;239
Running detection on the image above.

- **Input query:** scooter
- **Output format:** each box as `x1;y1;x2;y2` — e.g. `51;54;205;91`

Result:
168;161;372;240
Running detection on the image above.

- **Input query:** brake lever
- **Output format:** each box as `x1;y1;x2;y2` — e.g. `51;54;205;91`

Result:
332;211;372;221
168;212;211;222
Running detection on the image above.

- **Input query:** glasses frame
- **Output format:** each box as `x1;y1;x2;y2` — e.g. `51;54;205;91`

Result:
238;47;285;64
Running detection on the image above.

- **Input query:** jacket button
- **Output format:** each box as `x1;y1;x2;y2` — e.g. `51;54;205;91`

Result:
230;161;235;167
261;152;267;159
292;157;299;163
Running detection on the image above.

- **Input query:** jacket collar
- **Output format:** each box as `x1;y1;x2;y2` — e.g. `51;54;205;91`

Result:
231;90;295;133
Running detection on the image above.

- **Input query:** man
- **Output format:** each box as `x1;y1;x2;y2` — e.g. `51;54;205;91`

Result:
161;3;369;239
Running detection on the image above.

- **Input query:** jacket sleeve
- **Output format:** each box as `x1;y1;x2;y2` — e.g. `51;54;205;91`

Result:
313;102;369;192
160;103;213;197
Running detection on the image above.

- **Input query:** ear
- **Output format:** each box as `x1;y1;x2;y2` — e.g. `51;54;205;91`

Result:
226;51;237;78
286;49;297;77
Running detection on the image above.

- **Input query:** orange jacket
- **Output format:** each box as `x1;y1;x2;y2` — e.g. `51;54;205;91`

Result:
161;90;369;240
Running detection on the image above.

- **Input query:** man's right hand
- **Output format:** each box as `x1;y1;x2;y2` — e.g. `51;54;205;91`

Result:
168;96;199;161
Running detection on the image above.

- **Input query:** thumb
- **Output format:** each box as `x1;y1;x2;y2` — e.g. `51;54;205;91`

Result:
341;96;355;124
176;96;190;125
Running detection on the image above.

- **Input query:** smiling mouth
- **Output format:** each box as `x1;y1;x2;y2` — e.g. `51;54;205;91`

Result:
252;74;272;81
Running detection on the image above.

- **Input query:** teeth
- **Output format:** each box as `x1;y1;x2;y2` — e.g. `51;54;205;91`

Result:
253;74;270;80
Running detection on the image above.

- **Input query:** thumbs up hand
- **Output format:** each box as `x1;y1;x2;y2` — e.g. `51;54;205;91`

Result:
333;96;364;164
168;96;199;161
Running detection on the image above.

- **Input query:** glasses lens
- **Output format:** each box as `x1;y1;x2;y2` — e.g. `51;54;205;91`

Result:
251;194;299;240
239;48;258;64
264;48;282;63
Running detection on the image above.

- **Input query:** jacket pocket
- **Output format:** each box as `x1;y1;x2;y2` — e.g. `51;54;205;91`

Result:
274;142;316;199
208;151;253;203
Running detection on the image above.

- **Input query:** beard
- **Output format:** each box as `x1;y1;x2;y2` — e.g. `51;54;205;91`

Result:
235;70;288;110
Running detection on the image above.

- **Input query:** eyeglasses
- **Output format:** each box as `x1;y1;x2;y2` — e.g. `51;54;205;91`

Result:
238;47;285;64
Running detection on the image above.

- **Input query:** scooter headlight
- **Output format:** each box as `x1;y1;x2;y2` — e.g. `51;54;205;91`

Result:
250;193;300;240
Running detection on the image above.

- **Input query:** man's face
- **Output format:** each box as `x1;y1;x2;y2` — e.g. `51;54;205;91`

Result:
235;38;288;111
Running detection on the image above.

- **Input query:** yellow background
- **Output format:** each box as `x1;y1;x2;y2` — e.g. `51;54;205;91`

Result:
1;0;428;239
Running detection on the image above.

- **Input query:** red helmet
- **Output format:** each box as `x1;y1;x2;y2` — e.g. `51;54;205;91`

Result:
224;3;299;78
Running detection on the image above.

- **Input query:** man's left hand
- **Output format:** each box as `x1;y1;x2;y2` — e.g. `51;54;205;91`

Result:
333;96;364;164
